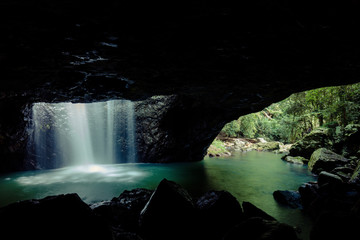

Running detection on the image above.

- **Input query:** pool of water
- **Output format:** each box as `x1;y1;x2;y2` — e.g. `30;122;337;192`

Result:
0;151;316;239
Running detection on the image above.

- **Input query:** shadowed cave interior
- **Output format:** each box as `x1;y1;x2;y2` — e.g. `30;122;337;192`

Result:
1;1;360;240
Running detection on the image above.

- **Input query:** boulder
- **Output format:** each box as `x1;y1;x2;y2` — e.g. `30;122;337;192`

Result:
242;201;276;221
139;178;196;239
330;167;354;182
0;193;112;240
273;190;302;209
196;190;243;239
92;188;153;231
298;182;320;210
289;128;332;159
255;141;280;151
317;171;343;187
223;217;299;240
308;148;349;174
310;211;360;240
333;124;360;158
282;156;309;165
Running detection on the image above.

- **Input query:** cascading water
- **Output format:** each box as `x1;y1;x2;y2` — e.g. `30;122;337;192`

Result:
28;100;137;169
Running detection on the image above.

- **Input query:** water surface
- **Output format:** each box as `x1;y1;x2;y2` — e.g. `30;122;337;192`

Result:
0;151;316;239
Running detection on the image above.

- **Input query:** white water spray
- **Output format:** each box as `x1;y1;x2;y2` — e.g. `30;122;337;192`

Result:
30;100;137;169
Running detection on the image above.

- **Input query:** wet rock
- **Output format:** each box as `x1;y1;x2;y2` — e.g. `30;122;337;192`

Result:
331;166;354;182
223;217;299;240
196;190;243;239
0;193;112;240
308;148;349;174
273;190;302;209
289;128;332;159
139;178;196;239
242;201;276;221
318;171;343;187
92;188;153;231
255;141;280;151
298;182;320;210
282;156;309;165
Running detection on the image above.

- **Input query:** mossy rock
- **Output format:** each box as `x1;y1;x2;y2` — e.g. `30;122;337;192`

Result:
283;156;308;165
289;128;332;159
255;141;280;151
308;148;349;174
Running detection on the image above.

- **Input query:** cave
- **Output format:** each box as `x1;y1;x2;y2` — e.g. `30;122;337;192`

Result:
1;1;360;240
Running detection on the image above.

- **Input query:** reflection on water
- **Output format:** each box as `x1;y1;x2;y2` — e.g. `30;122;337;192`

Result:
15;164;147;185
0;152;316;239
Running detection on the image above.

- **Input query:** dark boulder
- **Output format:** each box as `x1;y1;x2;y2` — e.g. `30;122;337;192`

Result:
273;190;302;209
223;217;299;240
0;193;112;240
242;201;276;221
196;190;243;239
310;211;360;240
308;148;349;174
317;171;343;187
138;178;196;239
92;188;153;231
298;182;320;211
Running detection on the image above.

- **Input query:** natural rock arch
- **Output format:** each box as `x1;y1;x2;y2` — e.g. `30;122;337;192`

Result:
1;0;360;172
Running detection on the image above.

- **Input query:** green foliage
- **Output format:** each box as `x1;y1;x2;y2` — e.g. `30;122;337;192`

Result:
220;82;360;143
211;139;227;152
222;120;240;137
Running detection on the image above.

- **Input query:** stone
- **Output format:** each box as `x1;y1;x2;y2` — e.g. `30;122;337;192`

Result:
139;178;196;239
242;201;276;221
255;141;280;151
0;193;112;240
317;171;343;187
308;148;349;174
331;167;354;182
92;188;153;231
273;190;302;209
283;155;309;165
223;217;299;240
298;182;319;210
196;190;243;239
289;128;332;159
333;124;360;158
310;211;360;240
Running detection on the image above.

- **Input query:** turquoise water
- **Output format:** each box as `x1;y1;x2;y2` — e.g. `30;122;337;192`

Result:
0;151;316;239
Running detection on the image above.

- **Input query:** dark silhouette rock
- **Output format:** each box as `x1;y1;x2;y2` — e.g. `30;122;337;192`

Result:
223;217;299;240
317;171;343;187
242;201;276;221
139;178;196;239
92;188;153;231
196;190;243;239
310;211;360;240
0;193;112;240
273;190;302;209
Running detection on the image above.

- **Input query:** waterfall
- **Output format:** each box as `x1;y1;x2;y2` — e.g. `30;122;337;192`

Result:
29;100;137;169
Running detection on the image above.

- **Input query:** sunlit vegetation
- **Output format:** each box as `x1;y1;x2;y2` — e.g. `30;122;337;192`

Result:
221;83;360;143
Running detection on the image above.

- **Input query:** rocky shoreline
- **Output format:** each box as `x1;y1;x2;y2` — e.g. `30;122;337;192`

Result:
207;137;292;157
0;179;299;240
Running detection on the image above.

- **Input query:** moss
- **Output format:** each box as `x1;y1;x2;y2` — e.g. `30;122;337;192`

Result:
207;139;231;157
